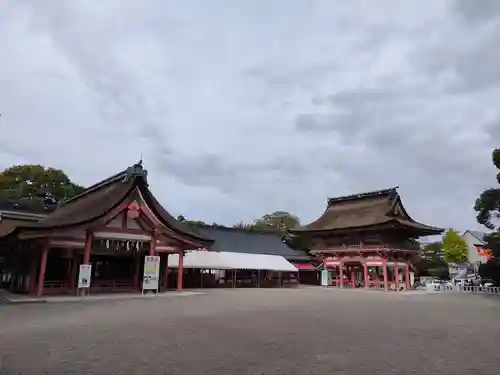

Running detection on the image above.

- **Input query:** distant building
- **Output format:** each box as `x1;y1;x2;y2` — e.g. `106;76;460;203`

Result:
461;230;492;272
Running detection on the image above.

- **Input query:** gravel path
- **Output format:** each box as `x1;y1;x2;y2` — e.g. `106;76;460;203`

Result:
1;288;499;375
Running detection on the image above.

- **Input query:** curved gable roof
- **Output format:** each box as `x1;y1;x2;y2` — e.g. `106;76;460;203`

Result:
0;162;213;247
290;187;443;236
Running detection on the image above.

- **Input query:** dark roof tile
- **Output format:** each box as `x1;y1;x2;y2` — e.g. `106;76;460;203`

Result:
196;226;311;261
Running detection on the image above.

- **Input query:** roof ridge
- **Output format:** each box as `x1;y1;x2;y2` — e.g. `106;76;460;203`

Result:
191;223;284;236
327;186;399;204
61;161;145;206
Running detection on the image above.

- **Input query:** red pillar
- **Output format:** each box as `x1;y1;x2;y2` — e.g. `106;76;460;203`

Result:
339;263;344;288
149;231;157;256
363;263;369;288
80;231;92;296
177;250;184;291
394;261;400;291
36;242;49;297
163;253;169;291
383;262;388;292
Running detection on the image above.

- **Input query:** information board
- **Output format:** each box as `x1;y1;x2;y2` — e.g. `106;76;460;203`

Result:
78;264;92;289
321;270;329;286
142;255;160;292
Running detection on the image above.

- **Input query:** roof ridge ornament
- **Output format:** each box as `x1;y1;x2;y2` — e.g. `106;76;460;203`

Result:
123;160;148;185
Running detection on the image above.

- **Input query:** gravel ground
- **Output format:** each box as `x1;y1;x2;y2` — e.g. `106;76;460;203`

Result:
1;288;499;375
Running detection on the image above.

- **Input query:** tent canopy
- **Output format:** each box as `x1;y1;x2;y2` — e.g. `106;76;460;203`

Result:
168;251;298;272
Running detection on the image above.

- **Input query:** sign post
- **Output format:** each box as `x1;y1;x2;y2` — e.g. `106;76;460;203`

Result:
78;264;92;292
321;270;329;286
142;255;160;294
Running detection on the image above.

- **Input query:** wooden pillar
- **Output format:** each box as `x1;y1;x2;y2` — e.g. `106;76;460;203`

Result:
133;255;141;290
339;263;344;288
163;253;169;291
149;231;157;256
82;231;92;264
176;250;184;291
404;262;410;289
363;263;369;288
394;260;400;291
69;254;78;291
257;270;260;288
36;241;49;297
29;257;38;295
383;262;388;292
278;271;282;287
350;266;356;288
79;231;92;296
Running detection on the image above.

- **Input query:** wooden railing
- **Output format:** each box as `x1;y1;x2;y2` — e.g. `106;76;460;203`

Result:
90;280;135;293
43;281;70;295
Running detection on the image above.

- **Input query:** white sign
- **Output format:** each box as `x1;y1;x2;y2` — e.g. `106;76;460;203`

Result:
142;255;160;292
321;270;329;286
78;264;92;288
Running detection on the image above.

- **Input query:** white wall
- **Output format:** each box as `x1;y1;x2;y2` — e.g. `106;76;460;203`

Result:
461;231;488;268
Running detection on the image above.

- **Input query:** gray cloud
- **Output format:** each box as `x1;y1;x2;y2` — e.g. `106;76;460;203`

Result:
0;0;499;231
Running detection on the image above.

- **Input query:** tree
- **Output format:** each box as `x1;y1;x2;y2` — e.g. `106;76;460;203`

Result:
414;242;448;277
442;229;468;263
474;148;500;286
251;211;300;233
0;164;85;206
474;149;500;230
233;221;253;229
421;242;445;264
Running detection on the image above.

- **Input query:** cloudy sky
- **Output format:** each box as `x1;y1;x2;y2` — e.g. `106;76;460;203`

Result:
1;0;499;232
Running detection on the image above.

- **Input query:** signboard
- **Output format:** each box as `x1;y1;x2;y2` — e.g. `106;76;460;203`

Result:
142;255;160;292
78;264;92;289
321;270;329;286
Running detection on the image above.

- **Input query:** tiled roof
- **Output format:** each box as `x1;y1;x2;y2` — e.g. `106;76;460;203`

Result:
468;230;487;242
196;225;311;262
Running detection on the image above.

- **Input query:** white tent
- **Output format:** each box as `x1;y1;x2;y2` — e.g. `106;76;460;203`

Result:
168;251;298;272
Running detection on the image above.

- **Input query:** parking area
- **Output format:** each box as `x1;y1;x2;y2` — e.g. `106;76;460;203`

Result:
1;288;499;374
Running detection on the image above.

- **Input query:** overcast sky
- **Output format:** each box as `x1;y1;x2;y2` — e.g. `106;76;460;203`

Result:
1;0;499;232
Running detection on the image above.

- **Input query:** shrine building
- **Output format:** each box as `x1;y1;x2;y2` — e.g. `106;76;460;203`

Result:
288;188;444;291
0;162;213;296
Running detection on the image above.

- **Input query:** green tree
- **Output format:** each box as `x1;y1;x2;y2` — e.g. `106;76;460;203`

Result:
0;164;85;206
474;148;500;286
442;229;468;263
474;149;500;231
252;211;300;233
421;242;444;265
233;221;253;229
414;242;448;277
